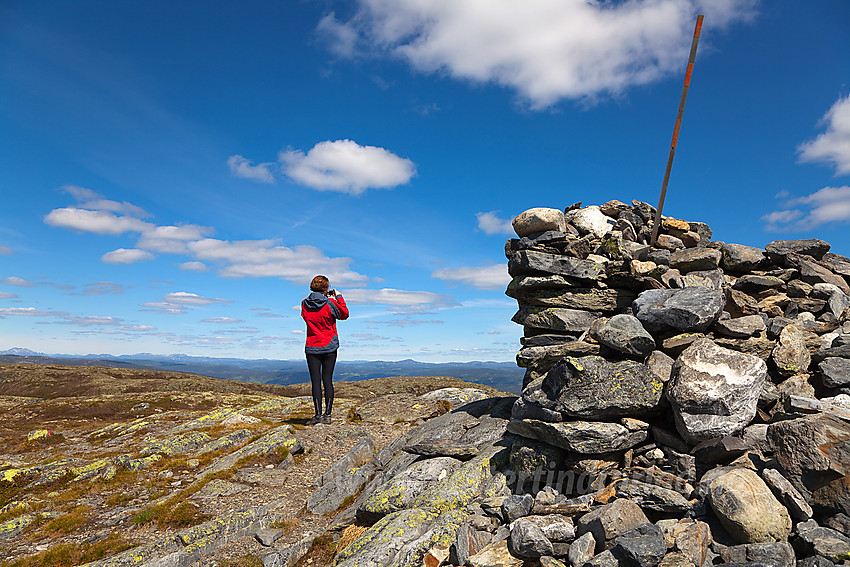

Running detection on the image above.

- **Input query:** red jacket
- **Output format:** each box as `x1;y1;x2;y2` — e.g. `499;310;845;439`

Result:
301;292;349;354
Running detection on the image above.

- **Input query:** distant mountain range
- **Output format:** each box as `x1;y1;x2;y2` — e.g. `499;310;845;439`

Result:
0;348;524;394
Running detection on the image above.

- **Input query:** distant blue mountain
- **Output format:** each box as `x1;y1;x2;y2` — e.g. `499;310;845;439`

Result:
0;349;524;394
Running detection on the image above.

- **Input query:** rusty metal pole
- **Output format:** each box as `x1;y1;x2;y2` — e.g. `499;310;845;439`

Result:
650;14;704;246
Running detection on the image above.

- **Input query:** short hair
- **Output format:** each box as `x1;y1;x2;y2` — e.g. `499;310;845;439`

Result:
310;275;330;293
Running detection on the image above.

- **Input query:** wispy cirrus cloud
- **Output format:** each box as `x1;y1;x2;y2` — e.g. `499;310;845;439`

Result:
0;292;17;299
763;186;850;231
798;95;850;176
319;0;757;108
79;282;126;295
1;277;36;288
0;245;12;255
432;264;510;290
202;317;243;324
0;307;69;317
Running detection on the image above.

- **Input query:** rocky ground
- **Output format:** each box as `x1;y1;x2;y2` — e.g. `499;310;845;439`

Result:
0;364;503;566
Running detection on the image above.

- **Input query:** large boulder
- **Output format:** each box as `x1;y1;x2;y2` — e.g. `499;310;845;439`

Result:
766;238;830;261
707;468;792;543
720;243;769;273
536;356;664;419
666;339;767;444
670;248;721;273
576;498;649;552
633;288;725;333
769;413;850;514
513;208;566;237
512;306;601;333
507;418;648;454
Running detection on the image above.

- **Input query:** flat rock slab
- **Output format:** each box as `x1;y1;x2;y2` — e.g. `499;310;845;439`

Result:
508;418;648;454
766;238;830;261
721;243;769;273
820;357;850;388
595;314;656;357
670;248;721;273
403;439;479;460
509;250;604;281
513;306;601;333
633;287;725;333
714;315;766;339
234;468;289;487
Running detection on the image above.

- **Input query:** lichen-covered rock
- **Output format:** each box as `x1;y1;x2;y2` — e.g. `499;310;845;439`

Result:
633;287;725;333
512;306;601;333
666;339;767;444
359;457;463;519
198;426;299;477
466;538;523;567
537;356;664;419
142;431;212;457
707;468;792;543
195;429;253;456
333;508;437;567
412;446;504;514
772;324;811;377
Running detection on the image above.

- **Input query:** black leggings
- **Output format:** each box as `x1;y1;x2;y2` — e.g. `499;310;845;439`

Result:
306;350;337;416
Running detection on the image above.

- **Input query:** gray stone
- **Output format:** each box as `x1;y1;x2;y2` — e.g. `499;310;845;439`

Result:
796;519;850;560
513;306;602;333
358;457;463;519
797;557;838;567
670;247;721;273
614;479;692;513
600;200;631;217
595;314;656;357
509;250;605;281
254;528;284;547
789;255;850;295
719;542;795;567
513;208;567;237
714;315;767;338
761;468;813;521
648;248;671;266
825;513;850;536
539;356;664;419
720;243;769;273
691;436;748;465
510;438;565;488
507;274;583;294
403;439;479;460
766;239;831;261
467;538;523;567
824;252;850;278
508;286;637;312
613;523;666;567
568;531;597;567
525;514;575;542
732;274;786;292
502;494;535;522
772;324;812;377
511;397;563;423
646;350;675;382
509;517;555;558
567;206;615;238
707;467;792;544
821;357;850;388
657;234;685;251
508;419;648;454
517;341;600;374
576;498;649;552
667;339;767;444
769;413;850;514
633;287;725;333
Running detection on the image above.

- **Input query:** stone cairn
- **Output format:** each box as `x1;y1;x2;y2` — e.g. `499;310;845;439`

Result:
293;200;850;567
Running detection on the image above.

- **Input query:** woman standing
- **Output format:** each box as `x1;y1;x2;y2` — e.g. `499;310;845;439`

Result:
301;275;349;425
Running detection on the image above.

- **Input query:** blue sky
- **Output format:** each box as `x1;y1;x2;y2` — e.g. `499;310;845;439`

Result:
1;0;849;362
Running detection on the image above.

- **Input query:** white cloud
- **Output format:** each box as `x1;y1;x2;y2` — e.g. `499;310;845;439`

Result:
343;288;458;312
798;95;850;176
1;276;35;287
179;261;209;272
0;245;12;255
202;317;243;324
119;324;156;332
0;292;17;299
188;238;368;285
227;155;276;183
280;139;416;194
323;0;756;108
367;317;443;327
63;316;123;326
164;292;231;306
317;12;360;58
762;186;850;231
432;264;511;290
81;282;125;295
61;185;151;217
140;302;187;314
476;211;514;236
101;248;155;264
137;224;214;253
45;207;153;235
0;307;68;317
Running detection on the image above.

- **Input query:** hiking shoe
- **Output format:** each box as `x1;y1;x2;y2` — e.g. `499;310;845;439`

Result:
321;414;332;424
307;415;322;426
